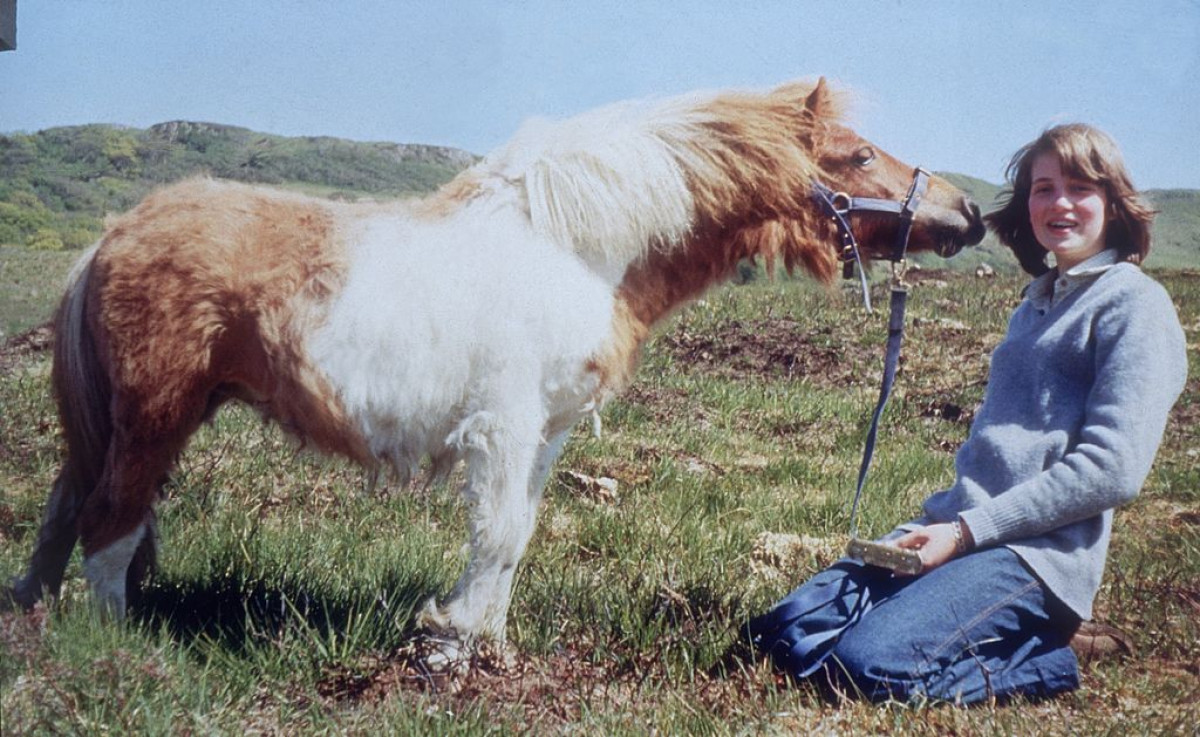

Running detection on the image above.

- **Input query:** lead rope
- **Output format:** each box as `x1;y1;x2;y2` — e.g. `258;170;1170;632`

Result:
846;263;907;539
828;169;927;574
809;168;927;552
852;248;873;314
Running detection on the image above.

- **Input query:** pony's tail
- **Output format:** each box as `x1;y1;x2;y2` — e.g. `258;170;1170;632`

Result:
54;244;113;484
4;245;113;609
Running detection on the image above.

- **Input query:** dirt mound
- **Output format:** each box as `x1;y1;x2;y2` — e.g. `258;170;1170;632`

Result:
661;317;876;386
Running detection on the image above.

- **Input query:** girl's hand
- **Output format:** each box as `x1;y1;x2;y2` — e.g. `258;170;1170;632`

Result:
893;523;961;574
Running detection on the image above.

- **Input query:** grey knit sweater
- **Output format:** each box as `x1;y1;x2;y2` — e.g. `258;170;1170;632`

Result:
913;249;1188;619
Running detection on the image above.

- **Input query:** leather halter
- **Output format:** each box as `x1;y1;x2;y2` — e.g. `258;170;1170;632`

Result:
810;167;930;310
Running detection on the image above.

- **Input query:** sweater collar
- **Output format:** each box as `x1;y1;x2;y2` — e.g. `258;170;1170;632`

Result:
1025;249;1120;310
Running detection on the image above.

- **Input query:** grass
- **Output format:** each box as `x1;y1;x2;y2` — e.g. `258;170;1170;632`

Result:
0;246;80;339
1;249;1198;734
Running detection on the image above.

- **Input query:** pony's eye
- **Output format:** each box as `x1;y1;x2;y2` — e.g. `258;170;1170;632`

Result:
854;147;876;166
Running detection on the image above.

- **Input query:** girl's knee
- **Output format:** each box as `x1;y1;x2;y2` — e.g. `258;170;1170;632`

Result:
828;628;927;701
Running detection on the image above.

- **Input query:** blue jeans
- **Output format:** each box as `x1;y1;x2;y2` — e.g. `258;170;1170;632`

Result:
747;547;1080;704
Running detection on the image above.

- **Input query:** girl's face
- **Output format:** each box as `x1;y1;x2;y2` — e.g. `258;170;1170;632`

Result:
1028;153;1109;271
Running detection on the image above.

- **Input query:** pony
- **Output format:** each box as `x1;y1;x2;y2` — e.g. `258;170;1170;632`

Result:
5;78;985;656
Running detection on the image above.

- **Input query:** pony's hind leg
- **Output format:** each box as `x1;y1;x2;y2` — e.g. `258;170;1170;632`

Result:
77;436;177;617
6;469;87;609
5;249;110;611
7;432;112;610
124;511;158;609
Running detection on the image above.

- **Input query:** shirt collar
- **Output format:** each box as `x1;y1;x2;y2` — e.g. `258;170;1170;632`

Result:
1025;249;1121;310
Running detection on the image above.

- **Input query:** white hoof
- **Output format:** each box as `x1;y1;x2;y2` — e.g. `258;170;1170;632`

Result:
413;597;473;672
417;630;472;674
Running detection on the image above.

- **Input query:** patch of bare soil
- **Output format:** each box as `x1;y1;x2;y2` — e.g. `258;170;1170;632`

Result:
661;317;876;386
651;314;985;438
917;398;976;428
315;639;779;728
0;605;49;665
619;383;715;426
0;322;53;373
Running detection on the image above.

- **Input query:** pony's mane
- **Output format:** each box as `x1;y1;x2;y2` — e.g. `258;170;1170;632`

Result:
458;81;843;265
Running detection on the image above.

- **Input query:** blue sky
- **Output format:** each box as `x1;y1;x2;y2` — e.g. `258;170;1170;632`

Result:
1;0;1197;188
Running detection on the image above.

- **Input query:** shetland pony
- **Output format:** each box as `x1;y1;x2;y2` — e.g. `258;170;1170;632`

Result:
6;79;984;652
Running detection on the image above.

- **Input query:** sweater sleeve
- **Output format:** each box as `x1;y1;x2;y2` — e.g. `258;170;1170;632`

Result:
960;282;1188;547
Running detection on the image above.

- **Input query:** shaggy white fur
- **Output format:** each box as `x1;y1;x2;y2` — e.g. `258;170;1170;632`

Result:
474;92;737;281
308;200;616;639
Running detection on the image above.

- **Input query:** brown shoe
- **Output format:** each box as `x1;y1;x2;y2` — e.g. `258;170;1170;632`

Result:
1069;621;1134;662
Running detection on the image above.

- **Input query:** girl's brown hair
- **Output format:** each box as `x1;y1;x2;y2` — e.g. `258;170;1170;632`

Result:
984;123;1157;276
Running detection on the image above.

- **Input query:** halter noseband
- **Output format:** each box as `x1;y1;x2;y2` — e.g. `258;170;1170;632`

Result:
811;167;930;310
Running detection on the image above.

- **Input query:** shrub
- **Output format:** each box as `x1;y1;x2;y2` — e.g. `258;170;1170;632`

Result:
26;228;65;251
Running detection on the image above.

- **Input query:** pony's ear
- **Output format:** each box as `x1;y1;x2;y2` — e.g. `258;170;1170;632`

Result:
796;77;832;148
804;77;833;117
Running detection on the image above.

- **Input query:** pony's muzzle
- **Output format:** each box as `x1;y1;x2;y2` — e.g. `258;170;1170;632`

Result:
935;199;985;257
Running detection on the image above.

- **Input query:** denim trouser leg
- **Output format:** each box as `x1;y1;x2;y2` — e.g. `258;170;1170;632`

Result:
749;546;1080;704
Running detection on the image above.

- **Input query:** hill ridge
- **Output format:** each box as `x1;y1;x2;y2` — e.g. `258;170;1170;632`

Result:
0;121;478;251
1;122;1195;269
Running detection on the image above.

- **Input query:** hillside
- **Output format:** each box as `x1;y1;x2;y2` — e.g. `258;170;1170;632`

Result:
0;123;1196;271
1144;189;1200;269
0;122;477;250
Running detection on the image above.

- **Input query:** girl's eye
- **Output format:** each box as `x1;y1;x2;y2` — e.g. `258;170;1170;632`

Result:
853;147;876;166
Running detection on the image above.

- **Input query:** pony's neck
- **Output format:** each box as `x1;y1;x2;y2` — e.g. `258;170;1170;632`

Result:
616;229;746;330
587;212;837;397
616;209;837;331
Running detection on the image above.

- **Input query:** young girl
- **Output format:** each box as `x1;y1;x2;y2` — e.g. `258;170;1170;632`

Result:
747;124;1188;704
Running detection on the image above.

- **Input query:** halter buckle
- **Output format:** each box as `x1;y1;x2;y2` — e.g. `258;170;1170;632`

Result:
890;259;909;289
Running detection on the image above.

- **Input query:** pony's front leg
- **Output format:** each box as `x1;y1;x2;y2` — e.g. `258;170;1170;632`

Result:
417;413;562;653
478;426;571;635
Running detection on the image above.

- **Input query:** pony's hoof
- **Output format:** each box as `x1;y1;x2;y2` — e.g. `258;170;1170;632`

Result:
1;579;42;613
414;628;472;674
412;597;514;673
412;598;472;671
